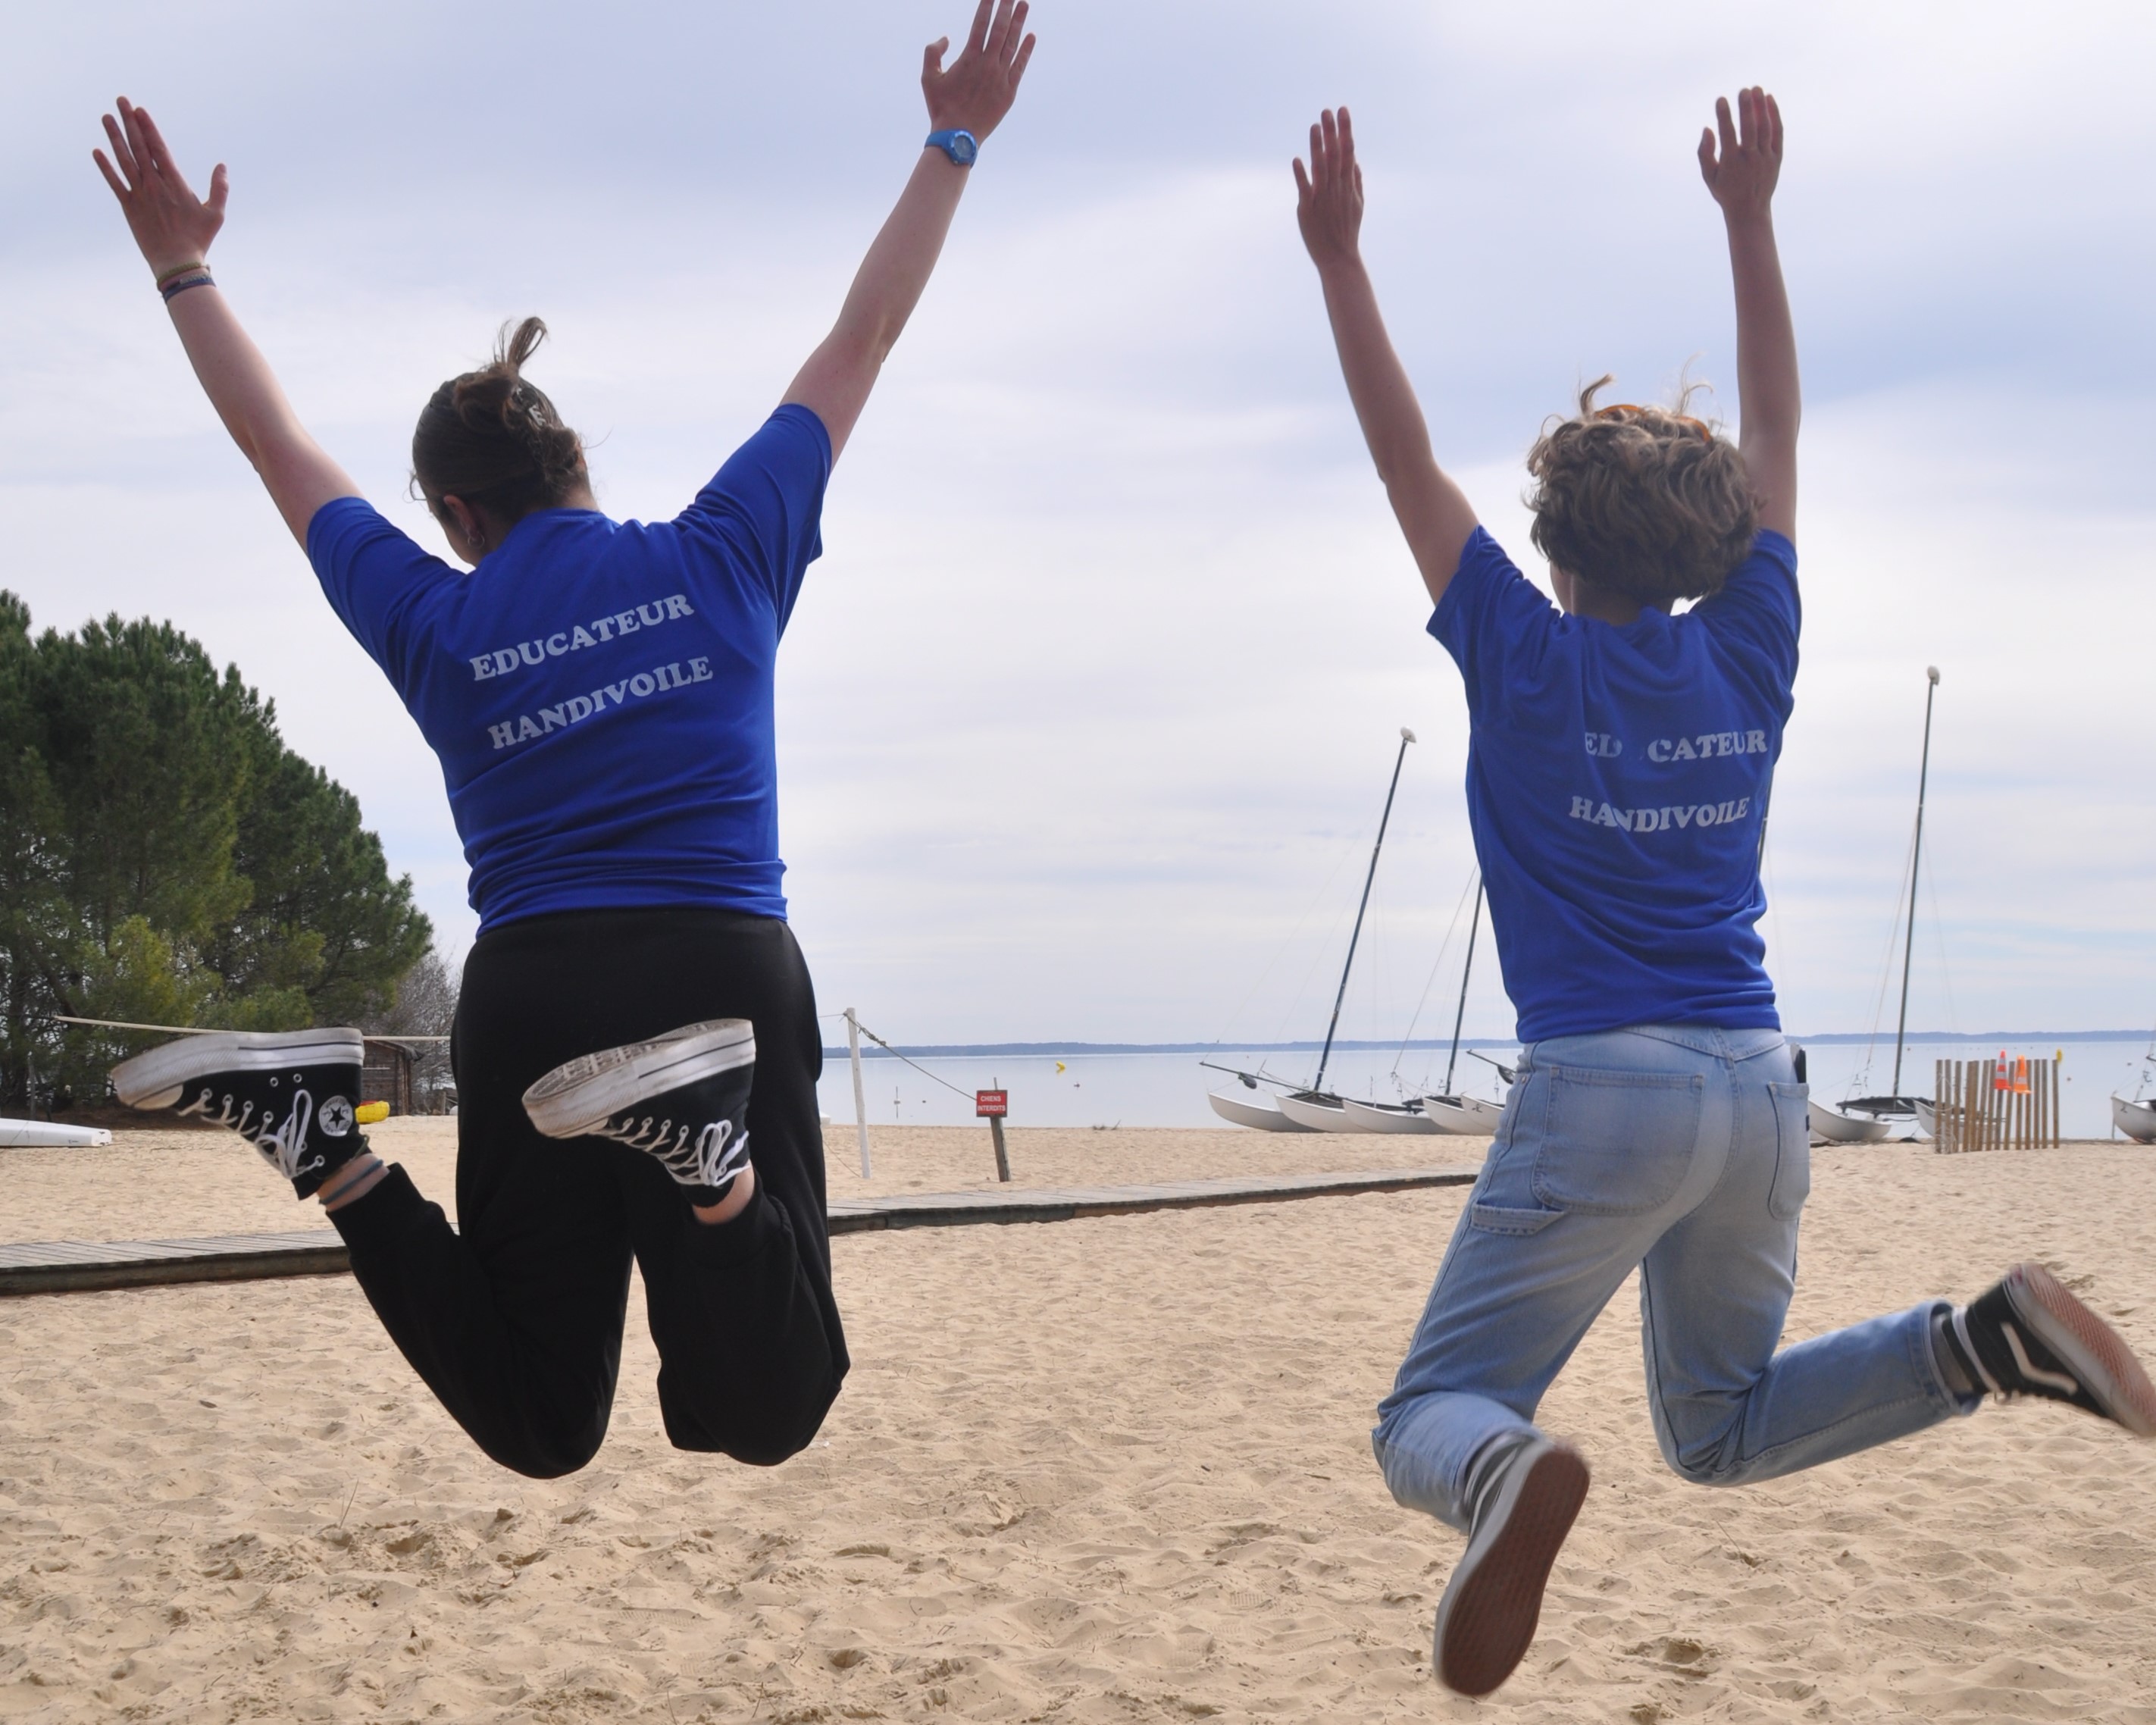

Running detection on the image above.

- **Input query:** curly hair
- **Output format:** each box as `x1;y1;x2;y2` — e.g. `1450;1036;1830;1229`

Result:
1525;377;1756;606
411;316;586;521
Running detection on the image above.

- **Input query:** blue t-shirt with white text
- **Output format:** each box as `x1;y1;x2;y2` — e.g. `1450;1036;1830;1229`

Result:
308;405;831;931
1429;527;1799;1043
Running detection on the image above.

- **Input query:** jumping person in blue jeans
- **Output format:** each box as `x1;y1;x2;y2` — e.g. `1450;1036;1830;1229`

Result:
1294;89;2156;1697
89;3;1036;1477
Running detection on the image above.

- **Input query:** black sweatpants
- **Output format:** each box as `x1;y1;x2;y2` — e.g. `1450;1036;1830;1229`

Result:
330;906;848;1479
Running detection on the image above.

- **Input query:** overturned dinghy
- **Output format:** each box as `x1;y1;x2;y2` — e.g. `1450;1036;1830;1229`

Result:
2114;1094;2156;1144
1809;1098;1892;1144
1207;1088;1314;1133
0;1117;114;1147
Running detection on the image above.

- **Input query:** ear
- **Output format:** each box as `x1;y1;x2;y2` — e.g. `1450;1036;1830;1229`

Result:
438;494;481;540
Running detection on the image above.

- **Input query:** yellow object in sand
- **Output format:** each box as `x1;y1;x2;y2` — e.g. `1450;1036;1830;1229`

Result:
355;1100;390;1125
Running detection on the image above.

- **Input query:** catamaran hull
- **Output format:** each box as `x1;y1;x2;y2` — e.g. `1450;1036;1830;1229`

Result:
1207;1089;1314;1132
2114;1095;2156;1144
1418;1094;1507;1135
1276;1093;1363;1132
1341;1097;1443;1134
1911;1098;1936;1140
1809;1099;1892;1144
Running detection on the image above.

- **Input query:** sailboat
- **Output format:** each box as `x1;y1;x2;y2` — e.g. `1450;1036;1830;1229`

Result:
2115;1033;2156;1144
1812;666;1942;1143
1208;729;1421;1133
1414;878;1508;1133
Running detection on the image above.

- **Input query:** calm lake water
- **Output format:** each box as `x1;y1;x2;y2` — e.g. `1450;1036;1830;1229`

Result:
816;1038;2156;1142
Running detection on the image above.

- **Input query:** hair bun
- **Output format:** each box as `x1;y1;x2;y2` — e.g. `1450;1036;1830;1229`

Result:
411;316;585;526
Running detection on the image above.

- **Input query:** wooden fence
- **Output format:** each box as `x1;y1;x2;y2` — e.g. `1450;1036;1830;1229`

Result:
1932;1055;2061;1154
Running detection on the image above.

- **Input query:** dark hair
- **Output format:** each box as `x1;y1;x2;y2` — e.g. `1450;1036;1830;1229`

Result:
1525;377;1756;606
411;316;585;523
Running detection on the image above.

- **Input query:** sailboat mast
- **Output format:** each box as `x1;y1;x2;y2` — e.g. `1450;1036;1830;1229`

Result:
1315;728;1416;1093
1889;667;1941;1099
1443;878;1485;1095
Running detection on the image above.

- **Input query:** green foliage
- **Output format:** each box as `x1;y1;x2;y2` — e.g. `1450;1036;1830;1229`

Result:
0;593;433;1109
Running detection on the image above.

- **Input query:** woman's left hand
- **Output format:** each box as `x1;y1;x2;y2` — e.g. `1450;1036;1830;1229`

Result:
94;98;227;278
922;0;1035;142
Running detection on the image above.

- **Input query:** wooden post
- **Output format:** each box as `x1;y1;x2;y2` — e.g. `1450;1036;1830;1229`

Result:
976;1084;1011;1183
844;1009;871;1179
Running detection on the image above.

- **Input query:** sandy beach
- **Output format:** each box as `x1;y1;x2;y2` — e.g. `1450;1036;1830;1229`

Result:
3;1125;2154;1721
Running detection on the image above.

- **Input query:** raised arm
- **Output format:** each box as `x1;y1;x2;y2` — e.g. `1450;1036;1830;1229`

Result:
1699;87;1798;544
782;0;1036;462
1294;108;1479;609
94;99;358;547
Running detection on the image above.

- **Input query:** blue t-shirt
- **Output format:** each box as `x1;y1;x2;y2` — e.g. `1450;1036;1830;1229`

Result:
308;405;831;932
1429;526;1800;1043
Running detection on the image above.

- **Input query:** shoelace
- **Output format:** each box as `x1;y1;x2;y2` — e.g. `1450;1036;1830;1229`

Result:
175;1085;325;1183
593;1110;748;1188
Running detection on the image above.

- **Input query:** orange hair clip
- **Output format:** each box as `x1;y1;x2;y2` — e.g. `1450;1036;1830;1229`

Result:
1595;403;1713;444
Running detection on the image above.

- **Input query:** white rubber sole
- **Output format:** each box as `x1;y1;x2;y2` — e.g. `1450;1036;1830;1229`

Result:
2006;1262;2156;1439
522;1019;756;1141
111;1029;367;1111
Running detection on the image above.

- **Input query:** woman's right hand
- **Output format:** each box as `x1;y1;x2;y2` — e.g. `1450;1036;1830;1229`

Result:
93;98;228;278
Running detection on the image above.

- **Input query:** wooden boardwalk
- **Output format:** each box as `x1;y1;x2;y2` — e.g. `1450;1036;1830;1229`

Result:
0;1165;1479;1297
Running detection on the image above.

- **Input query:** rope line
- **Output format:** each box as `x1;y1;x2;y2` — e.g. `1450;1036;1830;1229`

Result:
850;1020;982;1101
49;1014;449;1043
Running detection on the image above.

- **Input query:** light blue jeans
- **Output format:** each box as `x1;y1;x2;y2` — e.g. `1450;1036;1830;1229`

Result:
1372;1025;1975;1532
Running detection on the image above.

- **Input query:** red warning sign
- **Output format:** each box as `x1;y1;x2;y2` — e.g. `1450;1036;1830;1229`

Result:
975;1089;1008;1118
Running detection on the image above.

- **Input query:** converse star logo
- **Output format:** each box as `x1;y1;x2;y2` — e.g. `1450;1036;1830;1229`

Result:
321;1096;355;1138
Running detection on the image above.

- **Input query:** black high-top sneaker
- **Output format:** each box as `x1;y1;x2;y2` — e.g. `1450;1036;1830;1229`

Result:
521;1019;756;1207
1942;1262;2156;1436
1432;1432;1591;1698
111;1028;368;1199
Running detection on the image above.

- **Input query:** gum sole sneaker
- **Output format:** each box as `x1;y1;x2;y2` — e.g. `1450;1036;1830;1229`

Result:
1954;1263;2156;1436
522;1019;756;1205
1435;1435;1591;1697
110;1028;368;1198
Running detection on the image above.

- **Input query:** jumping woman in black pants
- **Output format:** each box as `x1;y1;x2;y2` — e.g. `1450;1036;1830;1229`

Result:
92;1;1036;1479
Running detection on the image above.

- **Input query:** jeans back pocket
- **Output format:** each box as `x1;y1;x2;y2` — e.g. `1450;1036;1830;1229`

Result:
1531;1065;1705;1216
1766;1081;1812;1220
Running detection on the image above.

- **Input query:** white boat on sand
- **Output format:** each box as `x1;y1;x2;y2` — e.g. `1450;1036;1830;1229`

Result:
0;1117;114;1147
1278;1092;1360;1132
1341;1097;1442;1134
1420;1093;1507;1134
1207;1088;1313;1132
2114;1094;2156;1144
1809;1098;1891;1144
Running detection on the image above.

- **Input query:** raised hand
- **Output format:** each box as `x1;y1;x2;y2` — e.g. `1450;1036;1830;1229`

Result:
94;98;228;278
1294;107;1364;270
1698;86;1782;224
922;0;1036;141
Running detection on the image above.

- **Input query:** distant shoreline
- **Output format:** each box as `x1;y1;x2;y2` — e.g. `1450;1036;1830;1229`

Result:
824;1031;2151;1059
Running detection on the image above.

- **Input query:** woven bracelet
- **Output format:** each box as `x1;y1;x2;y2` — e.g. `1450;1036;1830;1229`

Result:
160;271;214;303
154;260;208;286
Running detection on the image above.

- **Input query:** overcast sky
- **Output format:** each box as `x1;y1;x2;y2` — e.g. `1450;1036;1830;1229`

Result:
5;0;2151;1047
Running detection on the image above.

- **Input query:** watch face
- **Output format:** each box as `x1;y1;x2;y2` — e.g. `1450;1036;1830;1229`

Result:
952;134;978;164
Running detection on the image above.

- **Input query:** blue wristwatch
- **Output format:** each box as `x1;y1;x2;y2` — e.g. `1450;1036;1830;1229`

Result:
925;128;979;167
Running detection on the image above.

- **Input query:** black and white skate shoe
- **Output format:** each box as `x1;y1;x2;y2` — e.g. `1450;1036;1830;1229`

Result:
111;1028;368;1199
1432;1432;1590;1698
1944;1262;2156;1436
521;1019;756;1207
